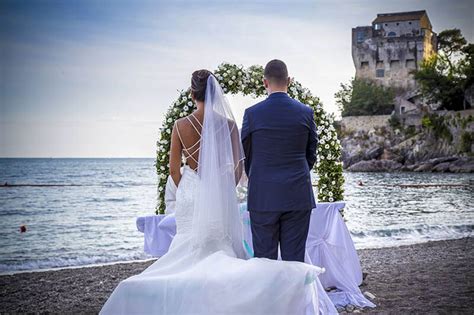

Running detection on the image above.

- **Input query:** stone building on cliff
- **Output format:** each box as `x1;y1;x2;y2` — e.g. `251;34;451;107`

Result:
352;10;437;118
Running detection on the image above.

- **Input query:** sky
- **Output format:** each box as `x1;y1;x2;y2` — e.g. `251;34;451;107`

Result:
1;0;473;158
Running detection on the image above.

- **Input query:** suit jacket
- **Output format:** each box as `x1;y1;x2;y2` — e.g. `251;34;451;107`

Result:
241;92;318;212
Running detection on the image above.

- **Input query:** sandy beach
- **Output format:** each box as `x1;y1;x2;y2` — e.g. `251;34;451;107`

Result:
1;237;472;314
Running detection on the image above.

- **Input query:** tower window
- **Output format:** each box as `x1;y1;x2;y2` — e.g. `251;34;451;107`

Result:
406;59;416;68
390;60;400;70
356;31;365;43
376;69;385;77
388;31;397;37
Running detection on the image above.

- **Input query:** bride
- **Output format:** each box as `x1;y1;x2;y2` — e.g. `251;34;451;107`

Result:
100;70;337;314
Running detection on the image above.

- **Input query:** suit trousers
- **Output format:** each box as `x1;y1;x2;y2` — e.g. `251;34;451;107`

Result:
249;210;311;262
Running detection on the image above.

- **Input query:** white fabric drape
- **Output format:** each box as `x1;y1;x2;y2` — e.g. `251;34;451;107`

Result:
305;202;375;308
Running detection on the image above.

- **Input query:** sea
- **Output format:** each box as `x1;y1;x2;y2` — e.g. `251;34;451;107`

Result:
0;158;472;273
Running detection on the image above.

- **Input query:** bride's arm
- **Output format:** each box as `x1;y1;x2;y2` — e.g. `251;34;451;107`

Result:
169;122;183;187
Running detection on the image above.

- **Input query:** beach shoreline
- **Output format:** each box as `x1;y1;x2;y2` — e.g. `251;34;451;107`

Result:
1;237;472;314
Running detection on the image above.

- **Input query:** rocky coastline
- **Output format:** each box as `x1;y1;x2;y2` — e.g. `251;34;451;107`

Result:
340;112;474;173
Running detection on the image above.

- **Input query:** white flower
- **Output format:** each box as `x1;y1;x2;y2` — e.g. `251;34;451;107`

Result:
183;106;188;111
308;100;313;105
161;174;166;179
187;101;192;106
174;108;179;112
167;118;172;123
328;191;333;196
331;181;336;185
232;76;236;80
158;186;163;192
223;87;227;92
166;128;171;134
238;71;243;76
180;113;184;117
160;166;165;171
320;139;325;144
226;70;231;73
229;80;234;85
251;78;254;82
325;144;329;149
329;197;334;202
223;73;228;77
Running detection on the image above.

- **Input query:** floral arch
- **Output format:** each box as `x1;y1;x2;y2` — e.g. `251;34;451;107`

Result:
155;63;344;214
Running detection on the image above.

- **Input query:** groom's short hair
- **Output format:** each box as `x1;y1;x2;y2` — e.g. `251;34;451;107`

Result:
264;60;288;85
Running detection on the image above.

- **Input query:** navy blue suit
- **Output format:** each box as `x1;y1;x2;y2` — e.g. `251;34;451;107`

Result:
241;92;318;262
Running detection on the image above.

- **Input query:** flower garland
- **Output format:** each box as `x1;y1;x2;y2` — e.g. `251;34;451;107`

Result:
155;63;344;214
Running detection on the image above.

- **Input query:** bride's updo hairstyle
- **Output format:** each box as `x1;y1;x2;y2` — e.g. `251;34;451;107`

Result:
191;69;213;102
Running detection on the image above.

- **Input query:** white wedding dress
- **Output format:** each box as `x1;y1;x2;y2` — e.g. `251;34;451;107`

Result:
100;76;337;315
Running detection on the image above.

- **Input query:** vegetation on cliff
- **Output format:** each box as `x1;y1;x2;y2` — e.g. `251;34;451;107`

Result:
335;78;395;117
413;28;473;111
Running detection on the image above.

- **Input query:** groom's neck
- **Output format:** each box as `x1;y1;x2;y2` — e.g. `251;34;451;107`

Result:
267;87;288;95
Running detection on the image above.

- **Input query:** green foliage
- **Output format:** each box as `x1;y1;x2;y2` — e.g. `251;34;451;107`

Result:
335;78;395;117
459;132;473;153
460;115;473;129
155;63;345;214
403;126;418;138
421;114;453;142
421;115;432;128
413;29;473;111
388;115;401;129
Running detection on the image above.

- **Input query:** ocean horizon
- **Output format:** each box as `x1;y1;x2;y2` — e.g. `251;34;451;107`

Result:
1;158;473;273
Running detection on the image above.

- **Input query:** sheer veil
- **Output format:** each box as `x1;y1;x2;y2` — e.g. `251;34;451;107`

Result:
190;75;247;260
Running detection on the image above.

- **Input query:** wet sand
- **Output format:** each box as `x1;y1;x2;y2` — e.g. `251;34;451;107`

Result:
0;237;472;314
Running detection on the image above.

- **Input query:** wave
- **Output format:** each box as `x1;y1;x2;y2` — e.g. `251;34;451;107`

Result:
351;224;473;249
0;251;151;274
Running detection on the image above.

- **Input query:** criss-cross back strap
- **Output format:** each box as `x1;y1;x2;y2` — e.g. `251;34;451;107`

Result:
174;115;203;170
186;113;203;135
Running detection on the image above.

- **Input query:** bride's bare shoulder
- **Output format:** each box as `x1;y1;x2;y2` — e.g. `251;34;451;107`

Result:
174;115;192;127
174;113;202;130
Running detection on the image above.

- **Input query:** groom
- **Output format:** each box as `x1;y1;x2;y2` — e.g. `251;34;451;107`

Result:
241;59;318;262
